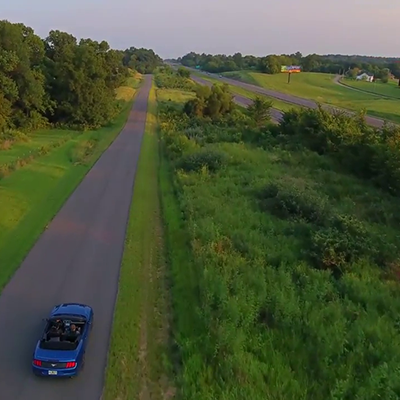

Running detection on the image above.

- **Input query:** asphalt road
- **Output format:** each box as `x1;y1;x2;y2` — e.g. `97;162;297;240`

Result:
190;75;284;123
0;75;152;400
178;64;393;129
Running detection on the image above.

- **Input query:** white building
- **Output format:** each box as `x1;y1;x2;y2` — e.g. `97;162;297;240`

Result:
356;73;374;82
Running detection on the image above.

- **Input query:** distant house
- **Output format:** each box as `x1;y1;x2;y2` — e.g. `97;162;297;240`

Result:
356;73;374;82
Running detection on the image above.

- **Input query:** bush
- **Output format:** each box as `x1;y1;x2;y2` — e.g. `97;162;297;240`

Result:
260;181;330;225
155;72;195;91
177;148;227;172
184;84;235;119
278;106;400;196
308;215;397;272
0;129;29;144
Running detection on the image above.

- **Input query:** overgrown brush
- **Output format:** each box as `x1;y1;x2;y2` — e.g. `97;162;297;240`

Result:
279;106;400;195
158;88;400;400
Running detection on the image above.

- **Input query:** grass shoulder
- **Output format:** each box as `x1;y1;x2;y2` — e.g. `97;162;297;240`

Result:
104;80;175;400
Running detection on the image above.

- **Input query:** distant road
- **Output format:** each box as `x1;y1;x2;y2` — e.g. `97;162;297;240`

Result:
0;76;152;400
169;63;393;129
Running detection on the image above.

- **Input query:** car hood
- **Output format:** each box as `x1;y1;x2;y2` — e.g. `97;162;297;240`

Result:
33;341;79;361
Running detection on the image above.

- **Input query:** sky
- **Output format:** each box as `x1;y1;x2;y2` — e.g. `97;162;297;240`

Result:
0;0;398;59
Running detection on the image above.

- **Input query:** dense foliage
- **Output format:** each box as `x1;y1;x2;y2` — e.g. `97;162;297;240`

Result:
0;19;160;131
154;65;195;91
179;51;400;83
183;84;235;119
279;107;400;196
122;47;162;74
156;76;400;399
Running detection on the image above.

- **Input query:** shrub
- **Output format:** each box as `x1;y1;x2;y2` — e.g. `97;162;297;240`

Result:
177;148;227;173
308;215;396;272
260;181;330;225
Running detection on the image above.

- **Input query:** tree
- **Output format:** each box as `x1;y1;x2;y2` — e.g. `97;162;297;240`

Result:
0;20;162;131
0;20;48;130
247;96;272;126
259;55;281;74
179;51;400;77
177;67;190;78
123;47;162;74
184;84;234;119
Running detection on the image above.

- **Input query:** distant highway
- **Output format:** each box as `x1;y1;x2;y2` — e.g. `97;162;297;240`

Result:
168;62;393;129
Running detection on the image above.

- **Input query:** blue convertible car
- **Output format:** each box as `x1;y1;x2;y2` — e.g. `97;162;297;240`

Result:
32;303;94;377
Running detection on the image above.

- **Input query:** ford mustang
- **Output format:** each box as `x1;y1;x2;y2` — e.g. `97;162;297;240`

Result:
32;303;94;378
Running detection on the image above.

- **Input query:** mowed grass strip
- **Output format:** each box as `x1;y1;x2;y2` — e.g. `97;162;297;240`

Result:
0;79;142;292
222;70;400;123
341;77;400;99
104;81;175;400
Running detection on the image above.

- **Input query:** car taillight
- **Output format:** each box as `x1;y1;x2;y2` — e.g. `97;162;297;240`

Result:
65;362;76;368
33;359;42;367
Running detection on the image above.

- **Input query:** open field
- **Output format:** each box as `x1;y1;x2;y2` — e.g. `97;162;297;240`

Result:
341;77;400;99
156;78;400;399
0;74;143;292
223;70;400;123
104;82;175;400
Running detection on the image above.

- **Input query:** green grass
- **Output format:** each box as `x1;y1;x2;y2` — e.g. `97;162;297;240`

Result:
157;87;400;399
0;130;78;165
191;71;302;112
0;77;143;292
157;88;195;104
104;81;175;400
341;77;400;99
222;70;400;123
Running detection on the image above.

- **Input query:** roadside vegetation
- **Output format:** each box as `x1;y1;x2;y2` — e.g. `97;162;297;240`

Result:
191;70;302;112
0;19;162;290
155;69;400;399
105;81;175;400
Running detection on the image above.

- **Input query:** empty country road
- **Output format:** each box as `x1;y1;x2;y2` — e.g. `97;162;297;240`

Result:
0;75;152;400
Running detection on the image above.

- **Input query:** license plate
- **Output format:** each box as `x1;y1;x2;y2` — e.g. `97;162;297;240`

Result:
48;370;58;375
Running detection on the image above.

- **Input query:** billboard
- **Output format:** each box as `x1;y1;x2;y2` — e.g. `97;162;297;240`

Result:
281;65;301;73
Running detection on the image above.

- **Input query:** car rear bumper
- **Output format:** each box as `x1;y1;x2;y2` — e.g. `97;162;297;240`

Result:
32;365;79;377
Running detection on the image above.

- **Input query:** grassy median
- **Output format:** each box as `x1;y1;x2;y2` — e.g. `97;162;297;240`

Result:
104;81;175;400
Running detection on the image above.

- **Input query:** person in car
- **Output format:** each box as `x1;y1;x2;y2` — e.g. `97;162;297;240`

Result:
70;324;81;338
51;319;63;333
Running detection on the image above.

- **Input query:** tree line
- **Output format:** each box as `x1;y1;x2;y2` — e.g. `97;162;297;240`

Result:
177;51;400;83
0;20;162;132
